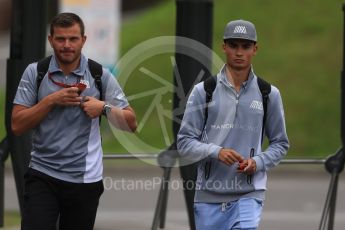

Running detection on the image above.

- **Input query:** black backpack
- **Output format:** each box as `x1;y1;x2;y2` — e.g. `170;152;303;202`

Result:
36;55;103;100
202;75;271;143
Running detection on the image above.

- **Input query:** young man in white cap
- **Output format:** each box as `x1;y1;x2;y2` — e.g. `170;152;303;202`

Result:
177;19;289;229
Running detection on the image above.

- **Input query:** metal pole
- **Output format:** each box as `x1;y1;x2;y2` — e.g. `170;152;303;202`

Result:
327;173;338;230
173;1;213;229
280;159;325;164
342;3;345;148
151;167;172;230
102;153;325;164
319;171;337;230
6;0;47;215
0;137;9;227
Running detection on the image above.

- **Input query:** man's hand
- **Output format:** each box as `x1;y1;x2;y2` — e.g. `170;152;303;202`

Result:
237;159;257;175
80;96;104;118
12;87;82;135
48;87;81;106
218;148;244;165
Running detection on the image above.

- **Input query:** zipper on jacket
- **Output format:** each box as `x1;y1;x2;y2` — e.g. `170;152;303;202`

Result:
234;93;240;119
247;148;255;185
204;161;212;179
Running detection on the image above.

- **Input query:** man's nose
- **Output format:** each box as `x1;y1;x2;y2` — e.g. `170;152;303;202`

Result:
63;40;71;48
235;47;243;55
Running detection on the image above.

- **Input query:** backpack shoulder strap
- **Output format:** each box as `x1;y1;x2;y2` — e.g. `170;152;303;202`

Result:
88;58;103;101
204;76;217;103
36;55;52;91
203;75;217;129
257;76;271;143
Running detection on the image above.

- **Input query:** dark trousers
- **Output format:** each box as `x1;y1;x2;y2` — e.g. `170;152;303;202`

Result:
21;168;104;230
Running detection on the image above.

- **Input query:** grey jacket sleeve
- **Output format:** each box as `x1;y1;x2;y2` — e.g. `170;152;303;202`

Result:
252;86;289;171
177;84;222;162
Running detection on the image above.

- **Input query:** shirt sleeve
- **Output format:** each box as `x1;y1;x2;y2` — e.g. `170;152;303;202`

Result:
13;63;38;107
102;69;129;109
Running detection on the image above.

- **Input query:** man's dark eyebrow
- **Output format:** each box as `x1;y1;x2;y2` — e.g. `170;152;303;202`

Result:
54;35;80;39
228;41;253;47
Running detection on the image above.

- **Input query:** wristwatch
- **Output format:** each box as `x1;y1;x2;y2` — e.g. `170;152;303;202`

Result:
102;103;112;116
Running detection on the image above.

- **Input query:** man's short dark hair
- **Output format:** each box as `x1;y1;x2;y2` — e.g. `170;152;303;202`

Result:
50;12;85;36
223;39;256;45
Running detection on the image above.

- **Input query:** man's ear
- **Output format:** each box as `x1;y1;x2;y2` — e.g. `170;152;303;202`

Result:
253;43;258;55
222;42;226;53
48;35;53;47
82;35;87;47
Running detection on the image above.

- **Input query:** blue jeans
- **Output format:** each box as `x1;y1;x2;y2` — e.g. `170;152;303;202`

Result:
194;198;264;230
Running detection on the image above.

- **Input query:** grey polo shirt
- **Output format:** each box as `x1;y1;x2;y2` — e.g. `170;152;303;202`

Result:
14;54;129;183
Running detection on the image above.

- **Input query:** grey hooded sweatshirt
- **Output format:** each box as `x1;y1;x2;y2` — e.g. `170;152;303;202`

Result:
177;65;289;203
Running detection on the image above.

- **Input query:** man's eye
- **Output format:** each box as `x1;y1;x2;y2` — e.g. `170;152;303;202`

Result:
229;43;237;48
70;38;79;42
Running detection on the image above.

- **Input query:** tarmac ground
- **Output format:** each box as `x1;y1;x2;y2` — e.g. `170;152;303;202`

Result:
2;160;345;230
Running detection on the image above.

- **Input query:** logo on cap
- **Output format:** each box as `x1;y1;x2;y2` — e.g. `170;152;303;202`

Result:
233;26;247;34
